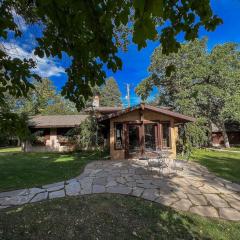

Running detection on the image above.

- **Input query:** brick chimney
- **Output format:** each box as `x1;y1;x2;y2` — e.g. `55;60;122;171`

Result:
92;95;100;107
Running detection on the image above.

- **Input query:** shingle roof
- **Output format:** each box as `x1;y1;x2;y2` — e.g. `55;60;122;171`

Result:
28;115;89;128
98;104;195;123
84;106;122;113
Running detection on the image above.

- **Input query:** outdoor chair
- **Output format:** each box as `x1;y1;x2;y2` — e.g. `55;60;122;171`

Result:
147;150;169;175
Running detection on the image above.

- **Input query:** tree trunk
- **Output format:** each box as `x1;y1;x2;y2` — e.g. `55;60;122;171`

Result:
17;137;21;147
21;141;26;152
221;122;230;148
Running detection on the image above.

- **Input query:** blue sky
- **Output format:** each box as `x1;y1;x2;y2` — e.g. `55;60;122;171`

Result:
3;0;240;107
110;0;240;106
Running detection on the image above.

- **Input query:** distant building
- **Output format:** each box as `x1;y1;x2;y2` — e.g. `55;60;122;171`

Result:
212;122;240;147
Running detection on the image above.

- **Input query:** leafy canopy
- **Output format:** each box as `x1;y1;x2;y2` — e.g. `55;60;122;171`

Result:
3;78;78;115
17;78;78;115
0;111;30;141
0;0;222;109
136;39;240;149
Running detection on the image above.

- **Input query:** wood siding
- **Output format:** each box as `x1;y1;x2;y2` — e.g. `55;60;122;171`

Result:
110;108;178;160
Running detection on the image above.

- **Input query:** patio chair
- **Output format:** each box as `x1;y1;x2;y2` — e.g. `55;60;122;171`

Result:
147;150;169;175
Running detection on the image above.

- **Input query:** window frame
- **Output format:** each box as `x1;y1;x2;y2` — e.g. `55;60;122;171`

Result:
144;123;158;151
161;121;172;149
114;122;124;150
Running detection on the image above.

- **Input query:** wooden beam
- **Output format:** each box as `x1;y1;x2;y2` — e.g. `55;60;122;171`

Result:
120;120;156;124
139;124;145;155
158;123;162;150
123;124;129;159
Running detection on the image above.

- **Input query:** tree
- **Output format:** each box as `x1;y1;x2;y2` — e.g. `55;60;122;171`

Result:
136;39;240;149
100;77;122;107
17;78;56;114
43;95;78;115
16;78;78;115
0;111;31;147
0;0;222;109
0;78;77;146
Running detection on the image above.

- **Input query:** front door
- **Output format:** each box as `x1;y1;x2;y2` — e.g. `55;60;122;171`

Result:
125;123;159;159
126;124;141;158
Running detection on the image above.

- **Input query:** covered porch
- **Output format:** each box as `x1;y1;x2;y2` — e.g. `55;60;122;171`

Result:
98;104;195;160
116;120;173;159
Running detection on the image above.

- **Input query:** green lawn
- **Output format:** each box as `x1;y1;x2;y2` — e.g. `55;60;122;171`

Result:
0;147;21;153
229;146;240;152
0;150;107;192
190;149;240;183
0;194;239;240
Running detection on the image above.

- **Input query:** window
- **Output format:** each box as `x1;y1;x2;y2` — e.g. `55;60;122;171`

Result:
128;124;140;152
115;123;123;149
162;122;170;148
144;124;156;151
57;128;72;136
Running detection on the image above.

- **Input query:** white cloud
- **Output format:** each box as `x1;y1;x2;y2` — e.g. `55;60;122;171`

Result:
12;10;28;32
2;42;65;77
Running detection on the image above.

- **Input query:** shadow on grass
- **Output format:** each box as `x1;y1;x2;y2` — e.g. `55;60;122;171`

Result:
0;150;108;192
0;194;227;240
191;150;240;183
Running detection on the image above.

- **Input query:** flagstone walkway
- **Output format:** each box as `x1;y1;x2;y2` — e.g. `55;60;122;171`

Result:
1;159;240;221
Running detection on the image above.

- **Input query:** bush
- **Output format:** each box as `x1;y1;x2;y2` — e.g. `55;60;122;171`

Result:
70;115;102;150
177;118;209;159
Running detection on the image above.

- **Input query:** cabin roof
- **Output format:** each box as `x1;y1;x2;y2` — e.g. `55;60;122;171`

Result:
28;114;89;128
98;104;196;123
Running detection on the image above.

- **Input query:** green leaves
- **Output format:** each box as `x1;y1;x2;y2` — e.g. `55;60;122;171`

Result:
0;49;41;105
165;64;176;77
133;0;145;16
136;38;240;149
160;28;181;55
133;0;164;17
0;0;222;109
132;0;164;49
133;18;157;49
34;47;44;58
0;112;31;141
135;77;154;102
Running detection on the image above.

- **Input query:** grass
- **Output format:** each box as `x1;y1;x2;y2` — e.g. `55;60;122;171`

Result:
0;194;239;240
0;147;21;153
0;150;107;192
190;148;240;183
229;146;240;152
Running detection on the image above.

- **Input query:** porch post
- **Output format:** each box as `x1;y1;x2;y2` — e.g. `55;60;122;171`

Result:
123;123;128;159
139;123;144;155
170;120;174;149
154;124;159;150
139;106;145;155
157;123;162;150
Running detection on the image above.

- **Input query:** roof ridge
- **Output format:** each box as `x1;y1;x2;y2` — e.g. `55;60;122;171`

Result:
98;103;195;123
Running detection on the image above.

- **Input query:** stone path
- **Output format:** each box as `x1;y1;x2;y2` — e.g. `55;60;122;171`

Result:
1;159;240;221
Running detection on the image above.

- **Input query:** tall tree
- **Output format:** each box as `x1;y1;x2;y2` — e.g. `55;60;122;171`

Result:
0;111;31;147
12;78;78;115
18;78;56;114
0;0;222;109
43;95;78;115
100;77;122;107
0;78;77;146
136;39;240;148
